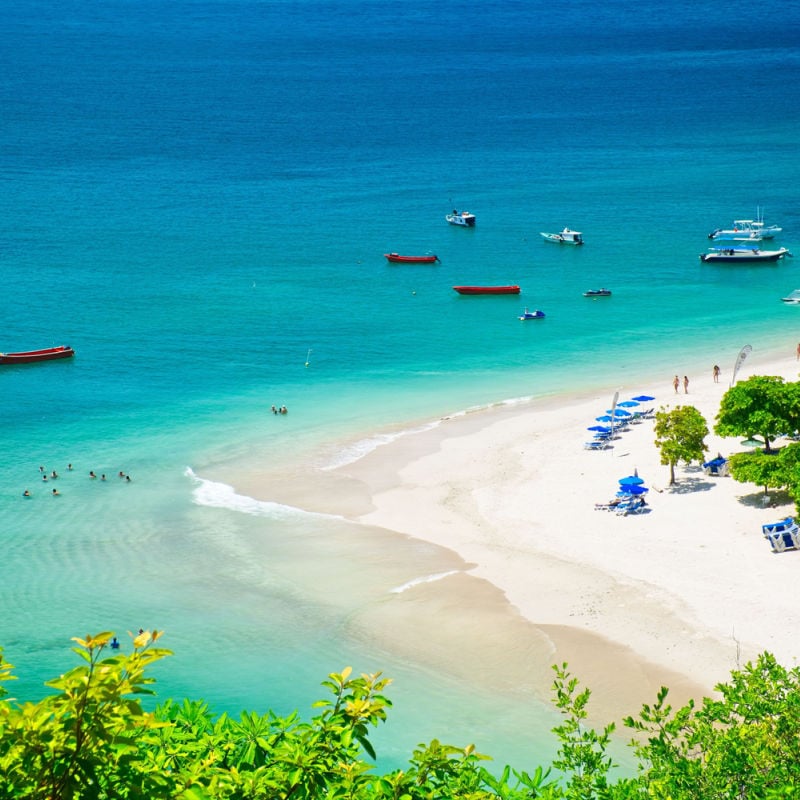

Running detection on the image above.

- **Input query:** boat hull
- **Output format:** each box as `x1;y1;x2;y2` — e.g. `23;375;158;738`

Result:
0;345;75;364
453;285;520;295
384;253;439;263
583;289;612;297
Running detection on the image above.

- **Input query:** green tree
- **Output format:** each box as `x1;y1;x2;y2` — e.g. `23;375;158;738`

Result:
715;375;800;453
728;449;786;498
654;405;709;485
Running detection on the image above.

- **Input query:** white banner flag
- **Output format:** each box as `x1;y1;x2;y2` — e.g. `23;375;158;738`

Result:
731;345;752;387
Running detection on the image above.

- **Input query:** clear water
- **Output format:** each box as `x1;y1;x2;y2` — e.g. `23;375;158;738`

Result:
2;0;799;771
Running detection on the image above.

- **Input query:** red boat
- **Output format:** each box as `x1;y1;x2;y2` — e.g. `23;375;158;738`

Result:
384;252;440;263
452;285;520;295
0;345;75;365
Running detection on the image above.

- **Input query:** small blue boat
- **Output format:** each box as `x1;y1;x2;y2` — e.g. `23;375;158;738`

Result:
519;308;545;320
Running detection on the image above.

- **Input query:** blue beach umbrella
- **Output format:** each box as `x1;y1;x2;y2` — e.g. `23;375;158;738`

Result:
617;400;640;408
617;484;649;496
632;395;655;402
619;475;645;486
588;425;611;432
606;408;632;417
595;415;614;423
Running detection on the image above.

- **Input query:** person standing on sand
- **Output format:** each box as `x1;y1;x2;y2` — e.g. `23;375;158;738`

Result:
683;375;689;393
796;343;800;361
673;375;680;393
713;365;720;383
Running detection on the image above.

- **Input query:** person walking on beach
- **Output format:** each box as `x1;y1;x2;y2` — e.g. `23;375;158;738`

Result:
796;343;800;361
673;375;680;393
683;375;689;394
713;364;720;383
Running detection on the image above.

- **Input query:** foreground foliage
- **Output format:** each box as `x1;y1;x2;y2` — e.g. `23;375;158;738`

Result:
1;633;800;798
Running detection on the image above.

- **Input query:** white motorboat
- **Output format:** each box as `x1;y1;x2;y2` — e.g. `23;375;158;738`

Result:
540;228;583;245
709;210;782;241
446;209;476;227
781;289;800;304
700;247;791;263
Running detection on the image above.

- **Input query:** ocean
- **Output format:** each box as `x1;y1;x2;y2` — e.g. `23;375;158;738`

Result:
2;0;799;771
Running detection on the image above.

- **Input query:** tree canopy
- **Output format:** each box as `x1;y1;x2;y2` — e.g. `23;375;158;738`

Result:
728;448;792;497
654;405;709;485
715;375;800;453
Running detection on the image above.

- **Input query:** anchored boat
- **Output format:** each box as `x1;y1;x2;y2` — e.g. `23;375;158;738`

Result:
453;285;520;295
700;247;791;263
0;345;75;365
446;209;476;227
384;253;439;263
540;228;583;245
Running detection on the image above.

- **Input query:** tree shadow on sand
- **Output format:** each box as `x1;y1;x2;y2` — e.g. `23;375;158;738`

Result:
737;489;792;510
662;465;718;494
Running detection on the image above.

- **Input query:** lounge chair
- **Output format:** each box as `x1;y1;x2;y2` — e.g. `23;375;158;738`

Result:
615;497;647;516
762;517;800;552
584;440;611;451
703;456;729;476
595;498;624;511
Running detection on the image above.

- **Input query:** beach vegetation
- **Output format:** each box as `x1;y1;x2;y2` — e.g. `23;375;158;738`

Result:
653;405;709;485
727;448;793;498
2;633;800;798
715;375;800;454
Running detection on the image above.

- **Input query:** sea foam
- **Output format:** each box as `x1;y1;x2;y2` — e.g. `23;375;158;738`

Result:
185;467;342;521
390;570;461;594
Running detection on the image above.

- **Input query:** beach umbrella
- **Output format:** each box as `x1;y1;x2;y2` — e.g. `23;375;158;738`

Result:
632;395;655;402
619;475;645;486
595;415;614;423
617;400;640;408
740;437;764;448
617;484;649;496
606;408;632;417
588;425;611;432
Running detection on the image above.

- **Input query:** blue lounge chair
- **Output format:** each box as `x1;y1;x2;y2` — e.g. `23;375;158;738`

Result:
615;497;647;516
762;517;800;553
703;456;729;476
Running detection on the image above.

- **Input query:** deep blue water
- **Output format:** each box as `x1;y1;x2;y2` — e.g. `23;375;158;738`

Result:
1;0;799;771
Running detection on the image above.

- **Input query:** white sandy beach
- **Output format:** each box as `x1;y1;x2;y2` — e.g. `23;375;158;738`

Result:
231;347;800;723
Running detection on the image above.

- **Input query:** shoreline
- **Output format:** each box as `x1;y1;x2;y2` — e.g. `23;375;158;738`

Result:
224;342;800;722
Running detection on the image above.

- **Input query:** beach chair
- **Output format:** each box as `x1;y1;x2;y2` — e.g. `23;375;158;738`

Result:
762;518;800;553
584;440;610;451
615;497;647;516
703;456;729;477
594;499;620;511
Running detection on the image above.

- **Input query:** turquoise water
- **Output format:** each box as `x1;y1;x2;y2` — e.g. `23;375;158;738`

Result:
2;0;799;770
